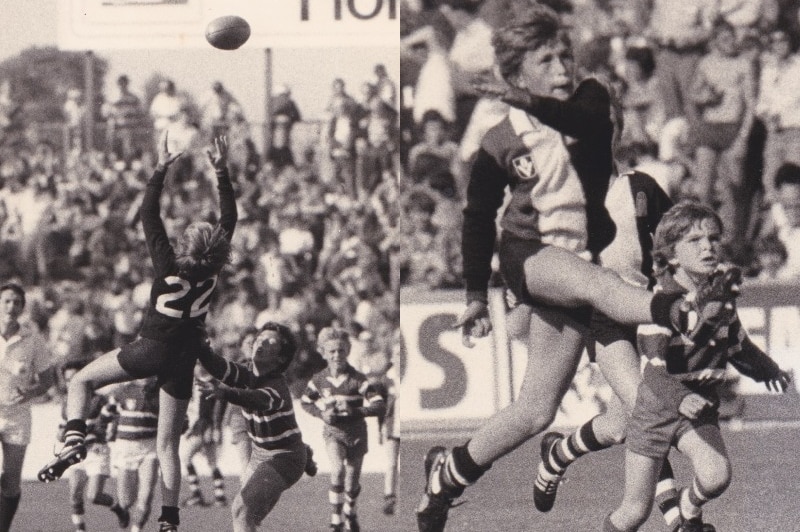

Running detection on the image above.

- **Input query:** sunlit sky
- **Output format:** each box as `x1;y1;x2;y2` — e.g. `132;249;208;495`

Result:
0;0;398;123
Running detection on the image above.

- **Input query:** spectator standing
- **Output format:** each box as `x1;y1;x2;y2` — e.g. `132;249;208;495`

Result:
326;79;360;198
0;283;56;532
689;19;756;262
270;84;302;169
104;75;146;161
200;81;243;139
756;29;800;202
148;79;183;149
63;88;85;153
646;0;719;121
373;64;397;108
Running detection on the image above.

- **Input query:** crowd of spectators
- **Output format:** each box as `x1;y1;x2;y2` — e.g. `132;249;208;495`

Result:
0;62;400;398
400;0;800;290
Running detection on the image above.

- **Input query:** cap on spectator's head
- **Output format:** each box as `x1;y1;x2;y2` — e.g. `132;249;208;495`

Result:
212;81;224;92
117;75;129;85
273;83;290;96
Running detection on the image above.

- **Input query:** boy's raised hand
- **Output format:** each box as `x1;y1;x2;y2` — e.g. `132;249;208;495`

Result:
206;135;228;170
156;130;183;171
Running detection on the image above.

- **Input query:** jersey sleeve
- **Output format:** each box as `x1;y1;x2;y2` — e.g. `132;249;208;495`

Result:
521;78;612;140
462;146;509;300
727;317;785;383
214;166;237;241
358;378;386;418
139;166;175;277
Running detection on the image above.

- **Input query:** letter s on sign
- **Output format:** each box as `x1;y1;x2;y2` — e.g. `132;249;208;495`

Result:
418;314;467;410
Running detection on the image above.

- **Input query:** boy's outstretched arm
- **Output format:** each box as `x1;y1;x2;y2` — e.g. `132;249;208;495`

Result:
206;136;237;239
197;344;255;389
728;333;791;392
201;380;281;411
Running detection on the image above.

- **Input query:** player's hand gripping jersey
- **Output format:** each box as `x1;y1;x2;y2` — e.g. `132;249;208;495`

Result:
639;269;788;413
137;164;236;342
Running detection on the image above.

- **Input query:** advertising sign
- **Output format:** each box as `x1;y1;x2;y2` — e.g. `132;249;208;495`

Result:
58;0;398;49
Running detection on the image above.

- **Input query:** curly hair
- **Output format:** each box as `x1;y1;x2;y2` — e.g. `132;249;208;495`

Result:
652;201;723;276
174;222;232;281
492;3;569;83
255;322;298;374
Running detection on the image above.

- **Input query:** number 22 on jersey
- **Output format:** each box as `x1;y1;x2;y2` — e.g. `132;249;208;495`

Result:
155;276;217;319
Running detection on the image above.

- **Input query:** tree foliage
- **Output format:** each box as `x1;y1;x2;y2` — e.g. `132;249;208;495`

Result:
0;46;108;125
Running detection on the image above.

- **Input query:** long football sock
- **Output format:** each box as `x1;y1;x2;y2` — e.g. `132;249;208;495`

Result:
0;493;21;532
329;484;344;527
546;418;611;475
656;459;681;531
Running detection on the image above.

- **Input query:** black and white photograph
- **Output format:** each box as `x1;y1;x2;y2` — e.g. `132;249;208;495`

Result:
400;0;800;531
0;1;399;531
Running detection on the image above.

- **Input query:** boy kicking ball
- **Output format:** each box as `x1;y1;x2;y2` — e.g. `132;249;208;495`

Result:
605;202;790;532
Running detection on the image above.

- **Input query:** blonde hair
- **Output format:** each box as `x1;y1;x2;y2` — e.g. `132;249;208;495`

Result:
317;327;351;349
175;221;231;280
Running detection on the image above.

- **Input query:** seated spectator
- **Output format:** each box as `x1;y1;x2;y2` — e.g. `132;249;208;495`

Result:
408;110;459;183
752;232;788;281
757;162;800;279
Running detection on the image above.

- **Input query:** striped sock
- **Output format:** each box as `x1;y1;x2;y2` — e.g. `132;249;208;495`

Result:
63;419;86;446
212;467;226;501
329;485;344;526
547;418;610;475
680;480;711;520
343;488;358;519
71;512;86;531
443;444;488;491
655;460;681;531
186;464;201;496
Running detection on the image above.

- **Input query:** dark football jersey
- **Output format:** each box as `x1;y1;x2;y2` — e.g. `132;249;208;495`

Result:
137;166;236;342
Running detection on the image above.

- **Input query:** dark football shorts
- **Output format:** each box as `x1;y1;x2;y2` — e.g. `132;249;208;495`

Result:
499;232;592;327
691;121;739;151
586;310;638;362
626;381;720;459
323;422;369;459
117;336;207;400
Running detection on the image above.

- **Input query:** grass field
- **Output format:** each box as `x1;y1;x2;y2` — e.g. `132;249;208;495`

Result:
399;424;800;532
15;471;405;532
12;424;800;531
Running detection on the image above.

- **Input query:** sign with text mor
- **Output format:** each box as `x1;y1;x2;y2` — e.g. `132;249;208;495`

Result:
58;0;398;50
